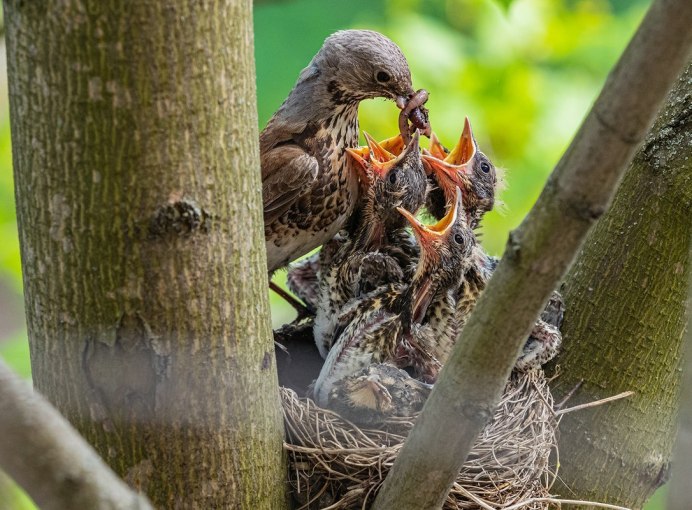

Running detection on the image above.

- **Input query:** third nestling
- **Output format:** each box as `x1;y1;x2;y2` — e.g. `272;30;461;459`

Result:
313;190;474;410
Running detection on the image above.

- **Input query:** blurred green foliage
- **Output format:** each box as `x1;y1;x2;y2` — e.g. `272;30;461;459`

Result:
0;0;668;508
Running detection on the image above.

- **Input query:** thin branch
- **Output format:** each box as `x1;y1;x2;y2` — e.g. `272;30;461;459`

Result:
372;0;692;508
553;379;583;410
0;359;153;510
553;391;635;416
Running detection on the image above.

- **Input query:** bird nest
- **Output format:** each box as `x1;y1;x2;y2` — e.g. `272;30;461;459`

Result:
281;369;558;510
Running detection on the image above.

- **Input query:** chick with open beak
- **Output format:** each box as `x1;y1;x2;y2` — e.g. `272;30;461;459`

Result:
285;130;426;315
390;188;470;310
313;189;476;408
401;183;562;373
422;121;563;372
348;130;427;240
422;117;498;228
312;130;427;359
396;188;479;365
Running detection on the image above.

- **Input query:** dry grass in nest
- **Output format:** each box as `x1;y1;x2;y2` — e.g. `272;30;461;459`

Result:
281;370;558;510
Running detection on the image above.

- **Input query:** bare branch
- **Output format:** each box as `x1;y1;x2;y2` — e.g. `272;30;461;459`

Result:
0;359;152;510
372;0;692;507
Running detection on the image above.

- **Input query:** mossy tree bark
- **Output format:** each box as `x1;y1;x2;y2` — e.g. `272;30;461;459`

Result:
550;63;692;508
4;1;287;508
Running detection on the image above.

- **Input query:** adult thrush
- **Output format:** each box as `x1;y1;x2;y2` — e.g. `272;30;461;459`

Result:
262;30;425;272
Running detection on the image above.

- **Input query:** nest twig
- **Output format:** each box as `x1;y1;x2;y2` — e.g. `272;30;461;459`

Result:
281;370;558;509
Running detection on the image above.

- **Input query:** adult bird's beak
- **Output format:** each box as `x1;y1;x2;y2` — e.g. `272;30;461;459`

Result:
395;96;408;110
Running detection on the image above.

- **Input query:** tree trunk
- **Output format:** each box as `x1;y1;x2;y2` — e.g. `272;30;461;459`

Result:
4;1;287;508
550;63;692;508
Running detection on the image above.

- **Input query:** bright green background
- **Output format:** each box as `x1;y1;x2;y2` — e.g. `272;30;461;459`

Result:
0;0;668;508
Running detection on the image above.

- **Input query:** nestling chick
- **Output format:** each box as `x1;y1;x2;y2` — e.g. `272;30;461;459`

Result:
313;190;472;406
396;188;477;365
313;131;427;358
327;363;432;425
423;117;498;228
421;119;561;370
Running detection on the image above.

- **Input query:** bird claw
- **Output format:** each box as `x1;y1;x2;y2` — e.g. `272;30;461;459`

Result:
418;380;435;390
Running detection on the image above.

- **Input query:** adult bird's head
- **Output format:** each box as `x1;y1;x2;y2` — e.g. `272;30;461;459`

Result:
308;30;415;109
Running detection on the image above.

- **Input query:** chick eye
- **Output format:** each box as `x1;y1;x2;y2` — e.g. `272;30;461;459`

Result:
376;71;391;83
388;170;398;184
480;161;491;174
454;233;464;245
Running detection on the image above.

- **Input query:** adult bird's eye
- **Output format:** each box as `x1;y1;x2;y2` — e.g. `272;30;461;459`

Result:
388;171;398;184
480;161;491;174
376;71;391;83
454;233;465;245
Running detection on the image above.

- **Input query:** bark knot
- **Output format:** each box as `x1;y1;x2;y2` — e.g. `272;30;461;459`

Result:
148;198;212;239
261;351;273;370
453;399;494;426
557;191;606;222
593;108;641;146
